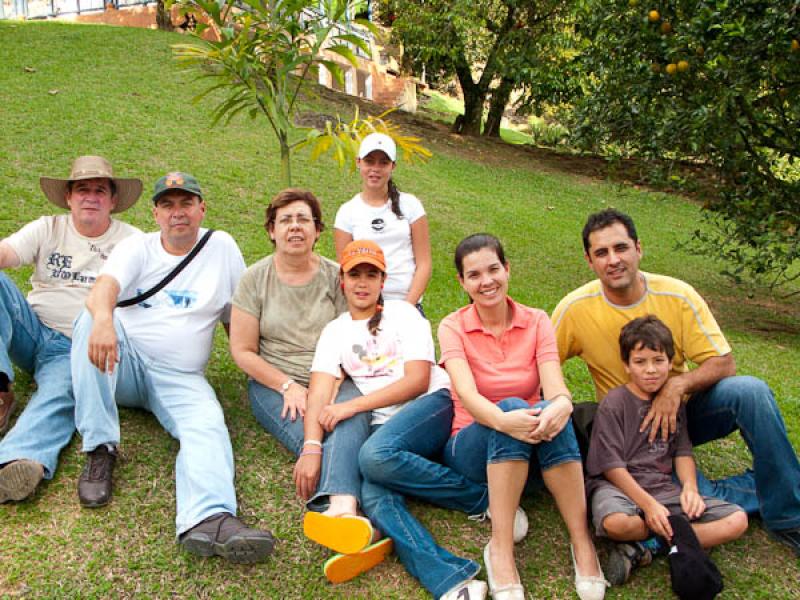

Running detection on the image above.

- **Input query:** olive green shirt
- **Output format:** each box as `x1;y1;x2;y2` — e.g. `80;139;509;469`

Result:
232;254;346;386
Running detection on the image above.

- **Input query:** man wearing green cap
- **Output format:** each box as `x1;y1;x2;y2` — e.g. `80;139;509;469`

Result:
71;172;275;563
0;156;141;504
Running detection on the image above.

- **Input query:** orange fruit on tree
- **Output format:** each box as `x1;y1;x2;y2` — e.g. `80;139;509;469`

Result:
792;39;799;52
677;60;689;72
629;0;639;6
665;63;678;75
660;21;672;34
648;10;660;22
696;46;705;57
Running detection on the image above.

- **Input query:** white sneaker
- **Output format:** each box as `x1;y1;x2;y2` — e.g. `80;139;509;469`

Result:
441;578;488;600
474;507;528;544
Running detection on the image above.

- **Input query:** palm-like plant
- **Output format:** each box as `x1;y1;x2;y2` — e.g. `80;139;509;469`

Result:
173;0;378;185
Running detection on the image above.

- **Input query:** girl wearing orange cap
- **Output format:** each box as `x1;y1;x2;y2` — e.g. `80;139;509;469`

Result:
334;133;431;313
299;240;488;600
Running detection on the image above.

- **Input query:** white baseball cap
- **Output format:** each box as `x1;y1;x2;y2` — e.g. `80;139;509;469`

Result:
357;133;397;162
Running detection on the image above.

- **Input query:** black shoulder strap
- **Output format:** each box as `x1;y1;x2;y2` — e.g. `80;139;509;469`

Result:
116;229;215;308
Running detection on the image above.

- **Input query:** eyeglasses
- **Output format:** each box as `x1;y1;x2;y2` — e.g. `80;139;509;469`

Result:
276;214;315;227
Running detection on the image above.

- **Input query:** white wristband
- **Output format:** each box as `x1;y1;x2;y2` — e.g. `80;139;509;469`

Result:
303;440;322;448
280;378;295;394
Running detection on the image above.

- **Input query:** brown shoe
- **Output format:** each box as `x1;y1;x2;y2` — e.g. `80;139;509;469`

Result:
78;445;117;508
0;459;44;503
0;389;16;435
180;512;275;564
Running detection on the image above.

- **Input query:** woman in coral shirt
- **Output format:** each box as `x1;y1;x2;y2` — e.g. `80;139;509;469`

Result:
439;234;607;600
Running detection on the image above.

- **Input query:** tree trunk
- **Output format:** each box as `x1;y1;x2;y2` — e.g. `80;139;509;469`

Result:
483;78;514;138
451;60;487;136
279;134;292;187
156;0;174;32
456;87;485;136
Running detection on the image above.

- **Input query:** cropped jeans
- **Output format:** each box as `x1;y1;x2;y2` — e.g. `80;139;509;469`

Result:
688;376;800;531
72;310;236;536
359;388;489;599
443;397;582;490
0;272;75;478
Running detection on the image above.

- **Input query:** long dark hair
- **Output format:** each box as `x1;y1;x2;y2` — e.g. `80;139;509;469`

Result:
367;293;385;336
387;178;403;220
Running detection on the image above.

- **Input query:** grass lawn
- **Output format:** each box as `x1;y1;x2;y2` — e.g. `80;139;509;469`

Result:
1;20;798;599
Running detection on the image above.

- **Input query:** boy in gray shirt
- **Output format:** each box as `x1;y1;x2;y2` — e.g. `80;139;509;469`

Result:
586;316;747;585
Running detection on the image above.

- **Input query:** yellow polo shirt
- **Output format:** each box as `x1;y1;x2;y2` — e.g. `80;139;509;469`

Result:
551;272;731;400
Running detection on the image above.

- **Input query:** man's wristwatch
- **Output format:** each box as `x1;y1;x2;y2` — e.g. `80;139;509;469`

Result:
280;378;295;395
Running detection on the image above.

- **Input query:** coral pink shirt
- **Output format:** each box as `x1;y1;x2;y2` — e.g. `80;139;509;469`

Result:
438;298;560;436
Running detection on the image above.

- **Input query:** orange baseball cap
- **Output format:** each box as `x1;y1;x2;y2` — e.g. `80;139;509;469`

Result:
340;240;386;273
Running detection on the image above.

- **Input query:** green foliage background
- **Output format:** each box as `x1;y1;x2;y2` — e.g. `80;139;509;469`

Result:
570;0;800;291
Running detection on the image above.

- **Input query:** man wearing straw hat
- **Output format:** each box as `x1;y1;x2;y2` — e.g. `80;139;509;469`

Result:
0;155;141;503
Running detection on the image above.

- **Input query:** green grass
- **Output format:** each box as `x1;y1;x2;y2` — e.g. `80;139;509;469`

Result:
1;20;798;599
418;89;463;124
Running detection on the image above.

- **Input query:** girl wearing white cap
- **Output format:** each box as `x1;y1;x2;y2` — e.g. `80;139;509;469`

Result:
334;133;432;313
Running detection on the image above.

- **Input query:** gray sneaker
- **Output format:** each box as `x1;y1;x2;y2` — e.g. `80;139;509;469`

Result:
603;541;652;586
0;459;44;503
180;512;275;564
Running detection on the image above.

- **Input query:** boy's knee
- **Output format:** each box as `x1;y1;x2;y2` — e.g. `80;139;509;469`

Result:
603;512;645;539
727;510;749;538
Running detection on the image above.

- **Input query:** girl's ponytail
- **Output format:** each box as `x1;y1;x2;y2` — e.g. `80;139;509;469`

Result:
387;178;403;220
367;293;384;336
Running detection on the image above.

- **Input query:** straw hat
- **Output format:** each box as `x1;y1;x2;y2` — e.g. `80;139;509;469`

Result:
39;155;143;213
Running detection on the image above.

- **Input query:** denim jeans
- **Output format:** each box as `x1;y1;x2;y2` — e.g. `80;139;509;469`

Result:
443;398;582;490
249;378;370;510
687;375;800;531
249;378;360;456
0;273;75;479
359;389;487;599
72;310;236;536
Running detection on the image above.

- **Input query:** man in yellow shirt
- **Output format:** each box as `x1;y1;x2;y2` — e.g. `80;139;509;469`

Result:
552;209;800;566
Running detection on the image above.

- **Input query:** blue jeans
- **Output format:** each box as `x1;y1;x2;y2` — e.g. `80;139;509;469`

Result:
249;378;370;510
359;389;487;599
688;376;800;531
443;398;582;490
72;310;236;535
0;273;75;479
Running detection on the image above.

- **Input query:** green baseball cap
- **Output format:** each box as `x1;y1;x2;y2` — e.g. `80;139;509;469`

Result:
152;172;203;203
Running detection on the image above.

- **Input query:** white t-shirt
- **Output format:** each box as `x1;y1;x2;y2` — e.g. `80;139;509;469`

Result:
3;215;140;337
311;300;450;425
334;192;425;301
102;228;245;373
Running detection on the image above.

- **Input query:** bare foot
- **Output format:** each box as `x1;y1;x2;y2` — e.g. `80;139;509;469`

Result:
323;494;358;517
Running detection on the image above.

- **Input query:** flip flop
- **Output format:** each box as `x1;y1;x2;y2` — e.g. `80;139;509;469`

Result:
303;512;374;555
324;538;394;583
